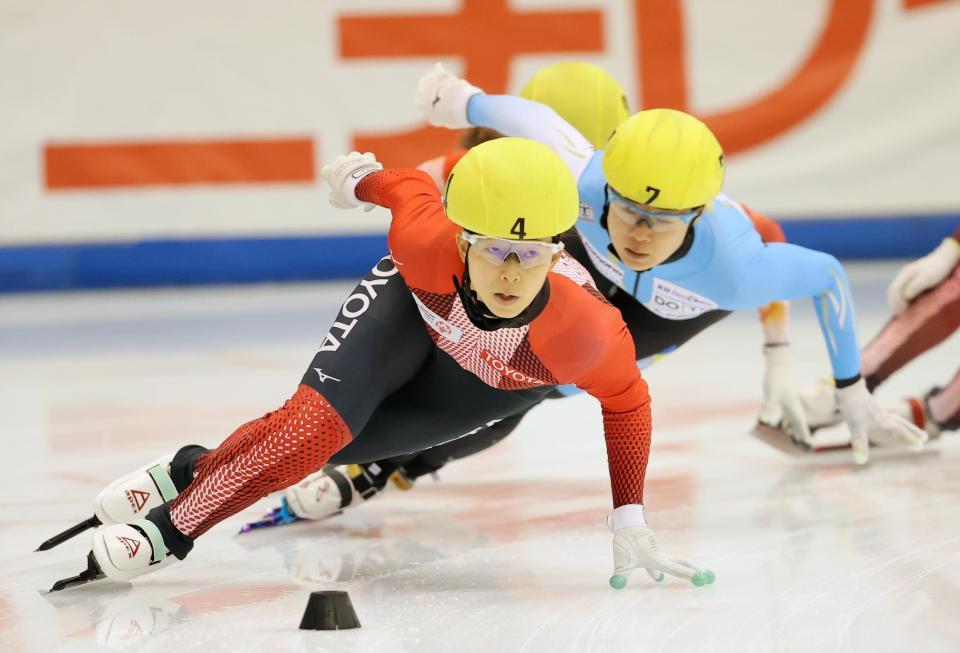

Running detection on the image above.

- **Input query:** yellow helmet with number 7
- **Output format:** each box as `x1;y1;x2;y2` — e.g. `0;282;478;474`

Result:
443;137;578;239
602;109;724;210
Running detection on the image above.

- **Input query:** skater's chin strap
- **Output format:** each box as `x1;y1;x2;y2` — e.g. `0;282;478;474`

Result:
452;264;550;331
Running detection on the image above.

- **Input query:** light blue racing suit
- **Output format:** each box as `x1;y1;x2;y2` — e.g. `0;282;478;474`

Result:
467;94;861;381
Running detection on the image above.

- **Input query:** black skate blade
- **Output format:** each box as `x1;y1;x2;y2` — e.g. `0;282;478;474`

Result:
36;515;102;552
48;552;105;593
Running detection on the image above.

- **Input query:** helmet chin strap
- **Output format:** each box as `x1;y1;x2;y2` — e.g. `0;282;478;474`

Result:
452;253;551;331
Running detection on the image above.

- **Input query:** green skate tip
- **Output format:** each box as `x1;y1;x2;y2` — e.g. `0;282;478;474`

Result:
609;574;627;590
704;569;716;584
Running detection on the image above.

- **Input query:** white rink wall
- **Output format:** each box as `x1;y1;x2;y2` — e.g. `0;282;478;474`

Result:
1;0;958;289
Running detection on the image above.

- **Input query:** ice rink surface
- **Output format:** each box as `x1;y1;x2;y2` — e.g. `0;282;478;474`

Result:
1;261;958;653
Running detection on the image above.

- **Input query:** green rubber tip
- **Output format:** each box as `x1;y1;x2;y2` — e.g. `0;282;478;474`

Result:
654;572;665;583
691;572;707;587
704;570;716;584
609;574;627;590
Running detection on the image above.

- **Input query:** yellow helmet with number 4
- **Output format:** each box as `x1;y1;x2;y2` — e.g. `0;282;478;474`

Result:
520;61;630;150
602;108;724;210
443;137;578;239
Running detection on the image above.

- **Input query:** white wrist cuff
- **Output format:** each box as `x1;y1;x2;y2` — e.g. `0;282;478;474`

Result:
607;504;647;531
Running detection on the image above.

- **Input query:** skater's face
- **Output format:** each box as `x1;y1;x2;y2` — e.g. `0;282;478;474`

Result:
607;199;702;270
457;233;562;318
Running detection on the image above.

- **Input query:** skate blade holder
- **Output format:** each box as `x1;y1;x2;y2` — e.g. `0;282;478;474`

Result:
46;552;109;593
752;421;940;462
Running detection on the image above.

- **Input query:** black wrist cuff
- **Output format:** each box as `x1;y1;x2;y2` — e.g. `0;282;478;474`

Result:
834;374;862;389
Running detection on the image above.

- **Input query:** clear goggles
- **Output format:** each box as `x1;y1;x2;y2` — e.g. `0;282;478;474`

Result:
607;187;701;232
461;232;564;269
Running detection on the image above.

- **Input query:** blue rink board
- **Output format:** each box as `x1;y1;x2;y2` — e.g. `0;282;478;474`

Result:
0;214;956;292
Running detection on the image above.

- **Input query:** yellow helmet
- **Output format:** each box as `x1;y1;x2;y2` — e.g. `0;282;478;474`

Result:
602;109;724;210
443;137;578;239
520;61;630;150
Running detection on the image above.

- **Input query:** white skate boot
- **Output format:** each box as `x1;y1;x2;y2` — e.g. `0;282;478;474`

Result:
91;521;177;581
240;464;412;532
887;395;941;440
48;519;178;591
37;454;180;551
285;465;367;520
799;379;843;431
94;455;179;525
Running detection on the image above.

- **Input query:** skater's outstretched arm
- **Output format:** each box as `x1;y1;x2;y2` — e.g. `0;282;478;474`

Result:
734;242;928;462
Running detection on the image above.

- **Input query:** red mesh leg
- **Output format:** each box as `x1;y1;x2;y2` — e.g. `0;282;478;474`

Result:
169;384;352;538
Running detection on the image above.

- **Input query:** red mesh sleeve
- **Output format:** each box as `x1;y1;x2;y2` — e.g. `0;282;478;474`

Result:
355;168;436;206
602;403;652;507
168;385;352;538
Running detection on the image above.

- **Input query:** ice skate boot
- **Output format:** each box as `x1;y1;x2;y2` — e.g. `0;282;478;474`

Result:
240;463;412;532
754;380;845;454
37;445;207;551
49;504;194;591
888;393;941;440
799;379;843;432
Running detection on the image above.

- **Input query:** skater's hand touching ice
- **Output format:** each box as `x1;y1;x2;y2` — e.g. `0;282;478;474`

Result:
416;63;483;129
607;506;714;589
836;378;928;464
887;237;960;313
320;152;383;211
758;344;811;446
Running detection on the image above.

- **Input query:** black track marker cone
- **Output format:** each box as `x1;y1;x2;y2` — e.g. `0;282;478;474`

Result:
298;591;361;630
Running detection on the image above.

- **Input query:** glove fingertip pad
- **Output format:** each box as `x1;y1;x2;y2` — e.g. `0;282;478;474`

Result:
609;574;628;590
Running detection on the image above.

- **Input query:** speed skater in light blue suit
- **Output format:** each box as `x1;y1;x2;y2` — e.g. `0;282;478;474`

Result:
414;64;927;465
469;95;858;379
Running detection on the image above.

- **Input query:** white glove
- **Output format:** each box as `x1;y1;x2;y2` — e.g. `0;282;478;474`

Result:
607;505;714;588
320;152;383;211
836;378;928;464
758;345;811;446
415;62;483;129
887;237;960;313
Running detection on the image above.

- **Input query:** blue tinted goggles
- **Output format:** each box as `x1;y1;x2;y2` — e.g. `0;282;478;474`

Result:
607;187;701;231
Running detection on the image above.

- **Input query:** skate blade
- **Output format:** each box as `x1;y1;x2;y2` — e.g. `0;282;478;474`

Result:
753;421;856;455
36;515;102;552
753;421;938;461
238;508;344;534
48;552;106;593
238;509;309;534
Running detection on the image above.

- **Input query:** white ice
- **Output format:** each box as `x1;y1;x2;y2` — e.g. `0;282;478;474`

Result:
1;262;958;653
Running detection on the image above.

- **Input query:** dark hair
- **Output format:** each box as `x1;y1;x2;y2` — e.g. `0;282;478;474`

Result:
459;127;503;148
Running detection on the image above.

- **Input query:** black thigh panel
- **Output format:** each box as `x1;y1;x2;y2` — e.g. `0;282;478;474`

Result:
329;347;553;464
300;255;434;434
